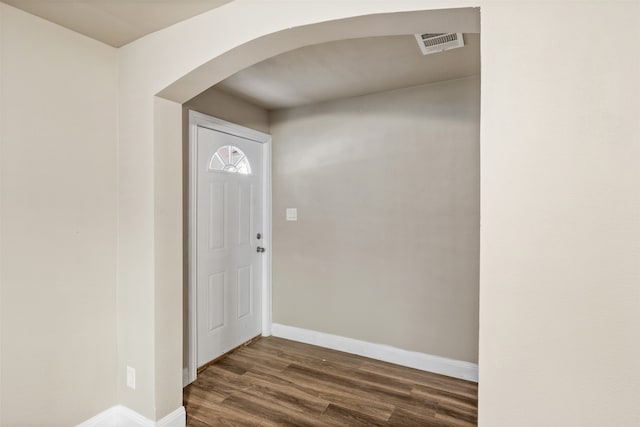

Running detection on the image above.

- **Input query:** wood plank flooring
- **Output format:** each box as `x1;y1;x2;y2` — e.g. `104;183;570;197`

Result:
184;337;478;426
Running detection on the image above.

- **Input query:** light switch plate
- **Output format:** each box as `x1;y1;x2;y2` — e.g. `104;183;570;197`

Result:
286;208;297;221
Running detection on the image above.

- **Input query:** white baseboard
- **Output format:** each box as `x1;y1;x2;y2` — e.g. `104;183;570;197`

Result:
77;405;185;427
154;407;186;427
77;407;116;427
271;323;478;382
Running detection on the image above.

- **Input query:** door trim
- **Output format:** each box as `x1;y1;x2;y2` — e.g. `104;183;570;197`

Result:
187;110;272;386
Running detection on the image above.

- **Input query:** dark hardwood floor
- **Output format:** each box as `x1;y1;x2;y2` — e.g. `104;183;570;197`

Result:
184;337;478;426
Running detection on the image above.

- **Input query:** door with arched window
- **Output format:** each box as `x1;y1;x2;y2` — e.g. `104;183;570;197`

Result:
194;118;265;368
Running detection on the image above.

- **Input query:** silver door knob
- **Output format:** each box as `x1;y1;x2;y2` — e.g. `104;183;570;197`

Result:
256;246;265;253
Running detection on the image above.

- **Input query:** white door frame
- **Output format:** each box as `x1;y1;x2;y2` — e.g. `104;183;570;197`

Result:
186;110;272;386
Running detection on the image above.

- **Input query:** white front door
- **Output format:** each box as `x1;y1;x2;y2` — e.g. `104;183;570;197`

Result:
196;125;264;367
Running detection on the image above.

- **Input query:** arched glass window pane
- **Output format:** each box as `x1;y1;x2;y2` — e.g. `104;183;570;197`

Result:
208;145;252;175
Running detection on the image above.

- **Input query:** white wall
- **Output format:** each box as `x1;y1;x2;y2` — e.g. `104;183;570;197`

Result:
0;4;118;425
479;3;640;426
153;97;184;419
270;77;480;363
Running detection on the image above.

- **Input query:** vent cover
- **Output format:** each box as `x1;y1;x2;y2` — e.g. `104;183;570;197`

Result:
415;33;464;55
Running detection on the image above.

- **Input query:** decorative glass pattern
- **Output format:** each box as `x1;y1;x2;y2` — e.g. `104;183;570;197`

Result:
209;145;251;175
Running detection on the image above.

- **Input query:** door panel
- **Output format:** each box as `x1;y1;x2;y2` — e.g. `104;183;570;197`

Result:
196;125;263;367
208;183;225;250
207;273;225;331
237;265;252;319
237;184;252;246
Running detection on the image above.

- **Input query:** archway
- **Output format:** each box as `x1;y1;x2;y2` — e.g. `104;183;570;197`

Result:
117;3;480;421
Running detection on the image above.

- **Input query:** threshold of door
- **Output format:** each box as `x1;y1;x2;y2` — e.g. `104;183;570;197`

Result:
197;334;263;374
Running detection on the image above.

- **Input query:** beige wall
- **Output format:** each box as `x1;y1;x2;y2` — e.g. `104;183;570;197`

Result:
182;88;269;370
270;76;480;363
0;4;118;426
184;87;270;135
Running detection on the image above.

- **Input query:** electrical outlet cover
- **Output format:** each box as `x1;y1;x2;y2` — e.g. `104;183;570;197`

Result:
126;366;136;389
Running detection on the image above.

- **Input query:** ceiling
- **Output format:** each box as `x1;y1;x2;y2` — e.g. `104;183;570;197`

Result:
2;0;233;47
215;34;480;110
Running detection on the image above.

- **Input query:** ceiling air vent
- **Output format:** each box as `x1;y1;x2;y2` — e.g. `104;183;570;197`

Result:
415;33;464;55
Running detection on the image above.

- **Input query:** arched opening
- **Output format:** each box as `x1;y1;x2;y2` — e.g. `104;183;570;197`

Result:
141;4;481;422
157;8;480;103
